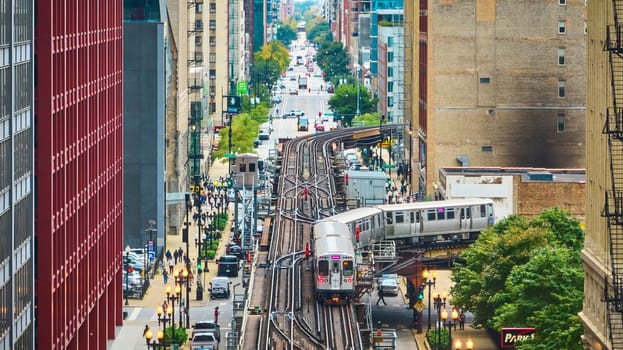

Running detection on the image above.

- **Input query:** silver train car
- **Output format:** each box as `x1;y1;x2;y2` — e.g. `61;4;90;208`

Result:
312;221;356;304
326;198;495;247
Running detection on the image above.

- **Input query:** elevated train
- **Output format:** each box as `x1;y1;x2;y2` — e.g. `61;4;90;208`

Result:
311;198;495;303
326;198;495;248
311;221;356;304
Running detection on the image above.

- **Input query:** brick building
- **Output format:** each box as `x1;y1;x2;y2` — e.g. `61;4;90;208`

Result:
404;0;587;200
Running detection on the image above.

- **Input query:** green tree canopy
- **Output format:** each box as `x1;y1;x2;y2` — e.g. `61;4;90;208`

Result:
316;41;349;81
306;20;332;44
275;22;297;47
328;84;378;127
352;112;383;126
451;209;584;350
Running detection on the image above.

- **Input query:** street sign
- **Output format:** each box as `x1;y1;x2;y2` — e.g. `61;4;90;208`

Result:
383;164;396;169
226;95;241;113
414;300;425;312
237;81;248;95
224;153;236;159
147;240;155;262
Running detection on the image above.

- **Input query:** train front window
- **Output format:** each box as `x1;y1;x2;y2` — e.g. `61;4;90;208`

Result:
333;262;339;273
319;260;329;276
343;260;353;276
385;212;393;224
480;205;486;217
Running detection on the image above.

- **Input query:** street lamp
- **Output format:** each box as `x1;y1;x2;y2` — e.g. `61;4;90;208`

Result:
422;268;437;331
441;308;459;350
144;326;163;349
431;289;448;350
379;113;385;169
156;304;171;348
175;267;191;328
354;64;361;117
165;283;182;345
454;338;474;350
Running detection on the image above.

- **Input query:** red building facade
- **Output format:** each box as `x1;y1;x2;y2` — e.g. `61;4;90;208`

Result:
35;1;124;349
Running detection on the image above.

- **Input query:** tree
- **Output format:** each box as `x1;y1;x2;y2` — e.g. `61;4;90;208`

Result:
491;247;584;350
306;20;332;44
316;41;349;81
352;112;383;126
275;22;297;47
451;209;584;349
328;84;377;127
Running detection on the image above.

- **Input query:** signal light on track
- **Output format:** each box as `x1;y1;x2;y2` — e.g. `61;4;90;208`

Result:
305;242;310;257
355;226;360;242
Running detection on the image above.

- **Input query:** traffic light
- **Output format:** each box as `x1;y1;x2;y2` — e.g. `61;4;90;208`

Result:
355;226;360;242
226;178;233;188
197;261;202;274
305;242;310;258
418;285;425;301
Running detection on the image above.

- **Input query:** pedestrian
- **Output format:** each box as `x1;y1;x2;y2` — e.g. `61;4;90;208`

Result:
168;259;174;274
376;287;387;306
214;306;220;324
459;311;466;330
143;324;149;337
163;270;168;284
178;247;184;262
165;249;172;262
173;249;179;264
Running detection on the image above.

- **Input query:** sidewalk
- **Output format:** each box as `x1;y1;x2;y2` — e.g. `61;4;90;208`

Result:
111;159;233;349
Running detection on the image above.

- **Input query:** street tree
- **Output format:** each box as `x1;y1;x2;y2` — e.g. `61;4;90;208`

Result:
328;84;377;127
275;22;297;47
491;247;583;350
316;41;349;81
306;20;332;44
451;208;584;349
351;112;383;126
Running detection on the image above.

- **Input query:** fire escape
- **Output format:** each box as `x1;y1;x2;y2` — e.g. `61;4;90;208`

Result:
603;2;623;348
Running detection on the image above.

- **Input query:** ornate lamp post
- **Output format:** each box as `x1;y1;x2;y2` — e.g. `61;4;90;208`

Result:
454;338;474;350
156;304;171;348
432;289;448;350
442;308;459;350
165;283;182;345
422;268;437;331
144;326;163;349
175;267;191;328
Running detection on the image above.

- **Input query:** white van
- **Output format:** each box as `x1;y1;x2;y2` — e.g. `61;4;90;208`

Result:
209;276;231;299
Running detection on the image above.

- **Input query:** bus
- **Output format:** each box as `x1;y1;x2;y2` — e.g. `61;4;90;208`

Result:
298;116;309;131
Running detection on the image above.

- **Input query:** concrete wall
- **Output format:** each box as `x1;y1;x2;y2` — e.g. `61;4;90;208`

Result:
123;22;166;252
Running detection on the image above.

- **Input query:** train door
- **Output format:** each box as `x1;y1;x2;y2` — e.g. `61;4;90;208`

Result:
410;210;422;234
384;211;394;237
459;206;472;230
330;260;341;291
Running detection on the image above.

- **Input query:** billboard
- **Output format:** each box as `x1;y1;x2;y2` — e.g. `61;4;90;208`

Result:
501;328;536;348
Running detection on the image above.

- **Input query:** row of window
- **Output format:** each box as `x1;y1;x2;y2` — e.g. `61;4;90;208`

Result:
196;2;217;13
384;205;490;224
318;260;354;277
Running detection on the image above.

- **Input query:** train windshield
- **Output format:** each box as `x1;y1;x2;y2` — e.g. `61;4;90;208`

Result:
342;260;353;277
318;260;329;276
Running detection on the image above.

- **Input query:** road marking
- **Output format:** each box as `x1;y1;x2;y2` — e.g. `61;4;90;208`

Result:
127;307;141;321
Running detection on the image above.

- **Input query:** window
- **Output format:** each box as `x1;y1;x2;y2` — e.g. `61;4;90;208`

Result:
387;81;393;92
558;80;565;98
318;261;329;276
482;145;493;152
387;51;394;63
385;212;393;225
249;163;256;172
195;36;202;46
479;77;490;84
387;67;393;77
209;53;216;63
395;212;404;224
437;208;446;220
559;0;566;4
343;260;353;276
209;3;216;12
196;4;203;12
558;48;565;65
387;96;394;107
446;209;455;220
558;114;565;132
427;209;436;221
558;20;566;34
209;20;216;30
239;163;246;172
195;20;203;31
209;69;216;80
480;205;487;217
209;36;216;46
387;36;394;47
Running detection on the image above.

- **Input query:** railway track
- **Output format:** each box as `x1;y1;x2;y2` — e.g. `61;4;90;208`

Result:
260;127;384;349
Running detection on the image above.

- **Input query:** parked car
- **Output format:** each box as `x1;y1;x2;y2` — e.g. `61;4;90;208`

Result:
192;320;221;341
190;332;219;350
289;87;298;95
